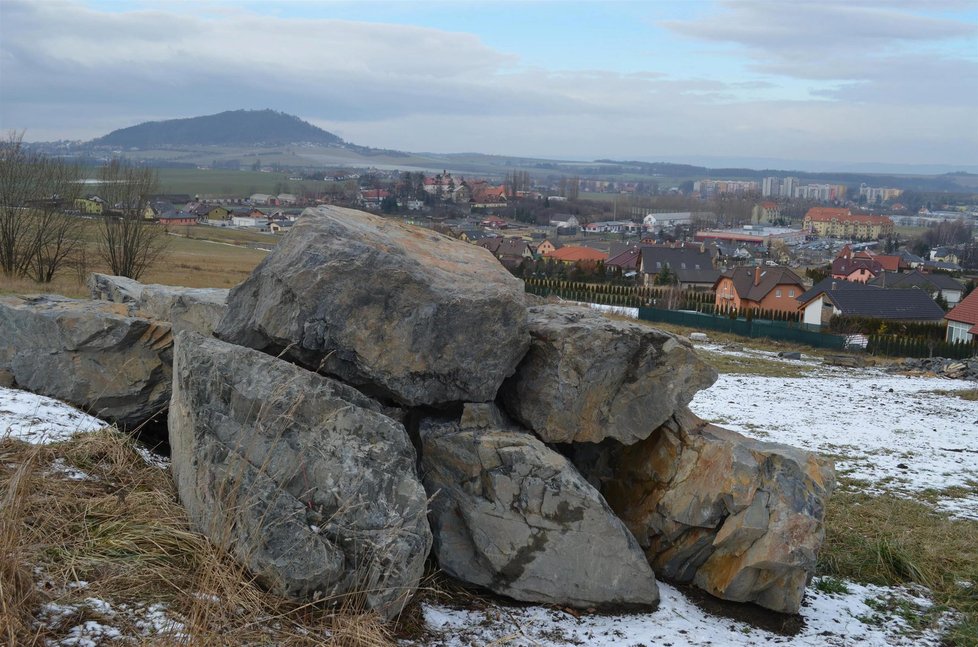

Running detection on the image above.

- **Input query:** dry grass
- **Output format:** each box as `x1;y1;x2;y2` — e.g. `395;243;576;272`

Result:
0;223;268;298
0;429;396;646
819;481;978;646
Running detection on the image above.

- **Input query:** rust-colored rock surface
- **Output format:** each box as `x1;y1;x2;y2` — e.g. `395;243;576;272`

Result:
572;408;835;613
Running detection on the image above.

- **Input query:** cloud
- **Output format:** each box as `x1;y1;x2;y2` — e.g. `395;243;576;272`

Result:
0;0;975;166
662;0;978;106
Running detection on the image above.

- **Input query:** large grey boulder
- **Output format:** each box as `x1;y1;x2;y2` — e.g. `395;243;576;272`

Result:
214;206;529;407
0;295;172;429
420;403;659;609
89;273;228;336
168;331;431;619
500;304;717;444
571;408;835;613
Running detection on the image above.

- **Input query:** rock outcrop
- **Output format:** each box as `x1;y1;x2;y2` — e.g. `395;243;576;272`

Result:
89;273;228;336
169;331;431;619
571;408;835;614
501;304;717;444
420;403;660;610
214;206;529;407
0;295;172;429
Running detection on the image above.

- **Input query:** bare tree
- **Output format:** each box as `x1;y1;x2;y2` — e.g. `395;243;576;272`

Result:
96;159;168;280
0;132;84;282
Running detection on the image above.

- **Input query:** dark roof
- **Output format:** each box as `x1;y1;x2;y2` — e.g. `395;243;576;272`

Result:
869;270;963;292
796;278;876;305
495;237;531;259
825;288;946;321
832;257;881;277
718;266;806;302
945;288;978;326
639;245;717;285
606;246;642;271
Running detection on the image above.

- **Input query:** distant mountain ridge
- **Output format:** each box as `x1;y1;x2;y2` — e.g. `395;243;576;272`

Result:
90;109;343;148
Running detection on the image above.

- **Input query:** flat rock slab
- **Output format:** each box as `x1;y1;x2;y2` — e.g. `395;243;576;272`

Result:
421;403;659;610
501;304;717;444
215;206;529;407
0;295;172;429
572;408;835;614
168;332;431;619
89;273;228;336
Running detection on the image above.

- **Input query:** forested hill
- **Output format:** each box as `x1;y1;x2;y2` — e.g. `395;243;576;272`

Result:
90;109;344;148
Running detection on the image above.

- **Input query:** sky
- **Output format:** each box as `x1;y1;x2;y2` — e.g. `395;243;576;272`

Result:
1;0;977;169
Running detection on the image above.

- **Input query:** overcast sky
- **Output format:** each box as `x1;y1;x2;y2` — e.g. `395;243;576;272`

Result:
2;0;976;168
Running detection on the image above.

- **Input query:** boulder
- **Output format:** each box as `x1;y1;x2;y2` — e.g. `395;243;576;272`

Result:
168;331;431;619
570;408;834;614
420;403;659;610
500;305;717;444
0;295;172;429
214;206;529;407
89;273;228;336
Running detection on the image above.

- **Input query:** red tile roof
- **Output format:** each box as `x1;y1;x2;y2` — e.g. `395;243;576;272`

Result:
544;246;608;263
945;288;978;326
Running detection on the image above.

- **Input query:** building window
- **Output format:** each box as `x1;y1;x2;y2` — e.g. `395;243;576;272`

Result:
776;289;782;298
789;289;795;297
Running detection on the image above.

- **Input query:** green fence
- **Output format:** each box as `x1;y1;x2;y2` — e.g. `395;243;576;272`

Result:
636;307;848;350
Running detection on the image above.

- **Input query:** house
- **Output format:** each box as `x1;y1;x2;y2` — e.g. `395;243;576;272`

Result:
157;212;198;227
803;208;894;239
714;266;806;315
469;183;507;209
231;216;262;227
797;283;945;327
535;239;562;256
944;289;978;344
605;246;642;274
752;201;781;224
543;246;608;264
638;244;720;289
930;247;960;265
796;279;876;326
359;188;389;209
477;236;533;269
869;270;965;306
269;221;294;234
249;193;272;205
74;196;105;215
831;245;883;283
188;203;229;221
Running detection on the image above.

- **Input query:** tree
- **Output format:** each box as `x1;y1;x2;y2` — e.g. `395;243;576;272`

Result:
96;159;168;280
0;132;84;282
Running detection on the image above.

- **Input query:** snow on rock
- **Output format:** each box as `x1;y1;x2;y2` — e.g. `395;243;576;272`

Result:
0;386;108;445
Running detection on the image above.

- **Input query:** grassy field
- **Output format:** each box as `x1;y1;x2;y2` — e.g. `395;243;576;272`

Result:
0;222;269;298
155;168;339;198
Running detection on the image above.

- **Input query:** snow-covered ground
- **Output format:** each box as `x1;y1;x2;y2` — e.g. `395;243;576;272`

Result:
2;355;971;647
689;344;978;520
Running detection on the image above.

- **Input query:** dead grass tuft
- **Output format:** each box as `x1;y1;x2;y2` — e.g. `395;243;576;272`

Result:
819;481;978;645
0;429;397;646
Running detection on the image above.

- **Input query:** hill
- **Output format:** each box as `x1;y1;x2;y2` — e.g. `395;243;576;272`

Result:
90;109;344;148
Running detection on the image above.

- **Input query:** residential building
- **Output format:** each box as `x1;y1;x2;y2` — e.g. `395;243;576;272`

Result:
945;289;978;344
535;239;562;256
869;270;965;306
543;246;608;264
638;243;719;289
798;283;945;327
714;266;806;315
803;208;894;239
796;279;875;326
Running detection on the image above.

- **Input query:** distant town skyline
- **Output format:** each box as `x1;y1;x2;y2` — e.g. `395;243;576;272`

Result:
1;0;976;169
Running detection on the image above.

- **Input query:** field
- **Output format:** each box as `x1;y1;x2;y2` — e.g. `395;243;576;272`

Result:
0;222;269;298
154;168;338;198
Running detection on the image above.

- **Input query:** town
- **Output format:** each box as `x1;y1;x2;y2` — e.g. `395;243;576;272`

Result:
60;165;978;356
